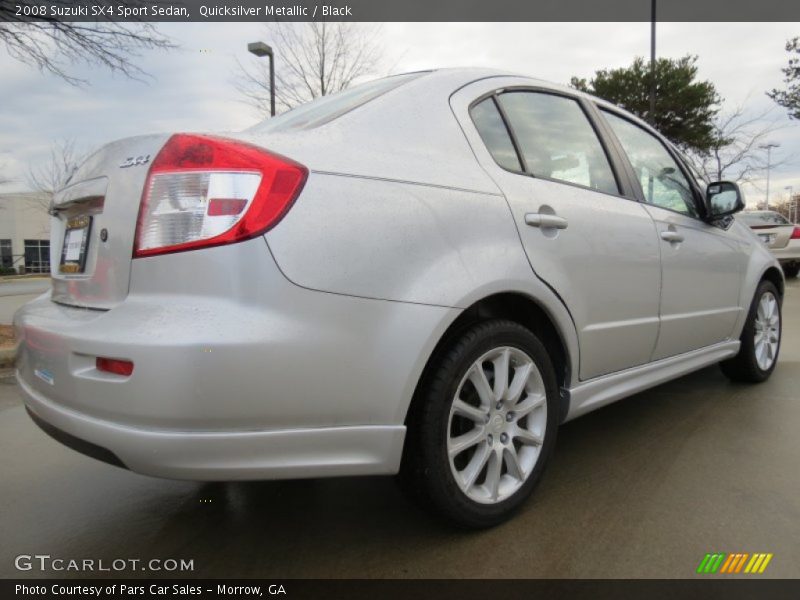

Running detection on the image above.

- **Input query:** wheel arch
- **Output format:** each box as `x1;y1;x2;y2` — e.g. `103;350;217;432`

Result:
404;292;574;429
731;240;785;339
761;265;785;298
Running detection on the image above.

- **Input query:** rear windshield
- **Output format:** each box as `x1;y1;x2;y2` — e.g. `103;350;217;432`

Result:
248;72;428;134
739;211;791;226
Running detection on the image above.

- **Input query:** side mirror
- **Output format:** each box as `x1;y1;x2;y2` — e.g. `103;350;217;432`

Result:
706;181;744;219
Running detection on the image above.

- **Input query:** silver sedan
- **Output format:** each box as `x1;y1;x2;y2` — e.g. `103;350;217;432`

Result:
13;69;782;527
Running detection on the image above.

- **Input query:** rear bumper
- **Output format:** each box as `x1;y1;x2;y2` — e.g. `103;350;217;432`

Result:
12;238;456;480
771;241;800;264
20;375;404;480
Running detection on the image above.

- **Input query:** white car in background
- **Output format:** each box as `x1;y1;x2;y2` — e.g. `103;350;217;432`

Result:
739;211;800;278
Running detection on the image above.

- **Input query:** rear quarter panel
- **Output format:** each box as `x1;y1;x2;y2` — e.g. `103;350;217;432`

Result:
266;172;531;307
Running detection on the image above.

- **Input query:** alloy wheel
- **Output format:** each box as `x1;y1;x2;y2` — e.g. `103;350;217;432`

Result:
446;346;547;504
754;291;780;371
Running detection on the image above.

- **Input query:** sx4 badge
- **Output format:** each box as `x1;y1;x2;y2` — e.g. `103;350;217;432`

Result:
119;155;151;168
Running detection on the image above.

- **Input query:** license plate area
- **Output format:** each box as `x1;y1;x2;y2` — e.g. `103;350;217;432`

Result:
60;215;93;274
758;233;776;246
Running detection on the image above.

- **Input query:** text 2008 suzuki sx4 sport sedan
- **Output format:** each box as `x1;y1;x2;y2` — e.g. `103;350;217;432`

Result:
14;69;783;527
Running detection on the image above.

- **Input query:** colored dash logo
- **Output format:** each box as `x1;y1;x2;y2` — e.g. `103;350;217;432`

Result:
697;553;773;574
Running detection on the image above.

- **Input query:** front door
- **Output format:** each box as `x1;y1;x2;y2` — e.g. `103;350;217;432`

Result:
599;109;743;359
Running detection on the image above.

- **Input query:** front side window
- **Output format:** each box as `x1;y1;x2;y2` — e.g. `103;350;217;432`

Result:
680;152;709;190
602;110;698;217
496;91;619;195
470;97;522;172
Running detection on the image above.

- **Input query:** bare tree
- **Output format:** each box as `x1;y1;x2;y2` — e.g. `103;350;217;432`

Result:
236;22;384;115
0;1;176;85
687;103;789;183
27;139;91;212
770;196;794;221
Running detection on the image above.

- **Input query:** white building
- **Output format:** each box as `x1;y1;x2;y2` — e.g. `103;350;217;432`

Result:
0;192;52;274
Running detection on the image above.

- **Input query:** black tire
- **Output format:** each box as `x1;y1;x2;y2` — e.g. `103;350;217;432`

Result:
720;280;782;383
399;320;559;528
782;264;799;279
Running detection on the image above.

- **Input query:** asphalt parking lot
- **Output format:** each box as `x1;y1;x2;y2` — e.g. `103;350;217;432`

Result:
0;277;798;579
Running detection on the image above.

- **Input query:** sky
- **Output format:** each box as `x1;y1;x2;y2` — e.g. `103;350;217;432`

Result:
0;22;798;207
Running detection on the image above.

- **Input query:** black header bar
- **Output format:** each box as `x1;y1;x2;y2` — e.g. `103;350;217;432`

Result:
2;0;799;23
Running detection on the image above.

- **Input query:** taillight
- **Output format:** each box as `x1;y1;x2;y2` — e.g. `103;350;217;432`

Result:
133;134;307;257
96;357;134;376
792;227;800;240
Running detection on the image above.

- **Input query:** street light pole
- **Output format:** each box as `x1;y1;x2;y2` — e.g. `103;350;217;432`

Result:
786;186;796;223
649;0;657;124
248;41;275;117
760;143;779;210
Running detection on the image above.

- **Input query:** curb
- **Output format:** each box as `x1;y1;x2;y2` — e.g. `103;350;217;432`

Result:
0;342;17;369
0;275;49;282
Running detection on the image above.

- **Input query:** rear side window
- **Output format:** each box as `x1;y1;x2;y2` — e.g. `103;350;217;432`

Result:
496;92;619;195
601;110;698;217
470;98;523;172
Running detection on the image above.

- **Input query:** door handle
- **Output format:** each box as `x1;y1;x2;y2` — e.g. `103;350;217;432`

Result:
660;231;684;243
525;213;568;229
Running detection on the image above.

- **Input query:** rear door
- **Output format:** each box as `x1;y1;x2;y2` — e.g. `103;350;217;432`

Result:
459;85;662;381
598;108;743;360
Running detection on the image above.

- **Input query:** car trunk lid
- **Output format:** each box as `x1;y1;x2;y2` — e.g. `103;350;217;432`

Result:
749;224;794;249
50;134;170;310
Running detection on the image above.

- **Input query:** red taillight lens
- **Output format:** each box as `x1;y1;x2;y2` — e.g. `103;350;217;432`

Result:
96;357;134;376
792;227;800;240
133;134;307;258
